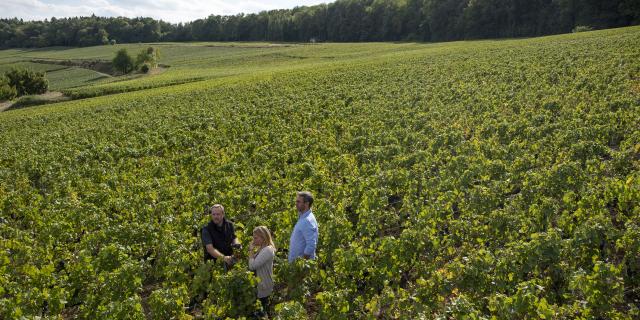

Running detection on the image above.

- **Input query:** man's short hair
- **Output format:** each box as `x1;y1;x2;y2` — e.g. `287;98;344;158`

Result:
209;204;224;214
297;191;314;207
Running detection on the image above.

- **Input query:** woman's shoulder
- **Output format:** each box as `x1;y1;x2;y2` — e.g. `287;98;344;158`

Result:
263;245;276;255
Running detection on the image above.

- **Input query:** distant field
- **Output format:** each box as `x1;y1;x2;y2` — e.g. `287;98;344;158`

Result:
0;27;639;319
0;61;67;74
0;41;472;97
0;58;111;91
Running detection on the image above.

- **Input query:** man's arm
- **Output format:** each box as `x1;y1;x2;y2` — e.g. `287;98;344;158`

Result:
205;244;225;259
302;222;318;259
208;245;234;264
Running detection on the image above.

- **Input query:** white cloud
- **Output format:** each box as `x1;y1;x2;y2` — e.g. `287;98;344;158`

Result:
1;0;332;23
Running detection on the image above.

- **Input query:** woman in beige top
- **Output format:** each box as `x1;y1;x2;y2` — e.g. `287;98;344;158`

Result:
248;226;276;316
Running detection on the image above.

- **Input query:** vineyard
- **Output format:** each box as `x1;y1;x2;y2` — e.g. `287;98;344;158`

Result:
1;26;639;319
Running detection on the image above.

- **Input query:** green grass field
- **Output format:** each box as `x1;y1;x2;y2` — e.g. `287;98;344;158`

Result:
1;26;639;319
0;58;110;91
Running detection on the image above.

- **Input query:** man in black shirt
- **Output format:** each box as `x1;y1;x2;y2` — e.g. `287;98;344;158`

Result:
202;204;240;266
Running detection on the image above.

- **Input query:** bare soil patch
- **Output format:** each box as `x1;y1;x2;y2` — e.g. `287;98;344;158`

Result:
1;91;70;111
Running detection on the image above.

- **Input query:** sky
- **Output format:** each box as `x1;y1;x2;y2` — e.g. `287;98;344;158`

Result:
2;0;332;23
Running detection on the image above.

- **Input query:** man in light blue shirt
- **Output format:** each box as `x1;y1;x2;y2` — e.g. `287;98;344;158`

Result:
288;191;318;262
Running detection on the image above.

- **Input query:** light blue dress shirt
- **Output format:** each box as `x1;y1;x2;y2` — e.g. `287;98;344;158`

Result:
288;209;318;262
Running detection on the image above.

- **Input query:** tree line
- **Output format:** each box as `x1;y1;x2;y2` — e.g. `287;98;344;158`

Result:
1;0;639;48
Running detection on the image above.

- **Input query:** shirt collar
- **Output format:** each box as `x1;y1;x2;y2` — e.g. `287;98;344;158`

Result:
212;218;226;229
298;209;312;219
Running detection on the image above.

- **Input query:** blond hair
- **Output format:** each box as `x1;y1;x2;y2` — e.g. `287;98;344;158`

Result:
253;226;276;251
209;204;224;214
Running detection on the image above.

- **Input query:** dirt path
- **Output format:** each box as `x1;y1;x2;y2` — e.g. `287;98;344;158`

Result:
0;101;11;112
38;91;65;99
148;66;167;75
0;91;69;112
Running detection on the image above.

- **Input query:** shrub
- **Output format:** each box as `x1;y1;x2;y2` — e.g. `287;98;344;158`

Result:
149;286;190;320
276;258;320;301
0;76;17;101
273;301;308;320
140;63;150;73
569;261;625;318
135;46;160;70
316;290;352;319
201;266;259;318
112;49;134;74
4;68;48;96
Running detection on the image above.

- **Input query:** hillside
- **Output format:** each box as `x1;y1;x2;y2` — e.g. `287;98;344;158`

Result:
1;26;639;319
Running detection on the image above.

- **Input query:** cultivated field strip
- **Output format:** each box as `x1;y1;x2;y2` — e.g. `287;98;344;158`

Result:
0;26;639;318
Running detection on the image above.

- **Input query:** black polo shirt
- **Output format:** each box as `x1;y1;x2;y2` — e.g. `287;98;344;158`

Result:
202;218;237;261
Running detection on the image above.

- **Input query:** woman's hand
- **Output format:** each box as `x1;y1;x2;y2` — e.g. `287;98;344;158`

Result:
248;242;256;257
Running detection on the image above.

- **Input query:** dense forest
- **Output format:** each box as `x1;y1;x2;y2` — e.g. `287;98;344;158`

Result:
1;0;639;47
